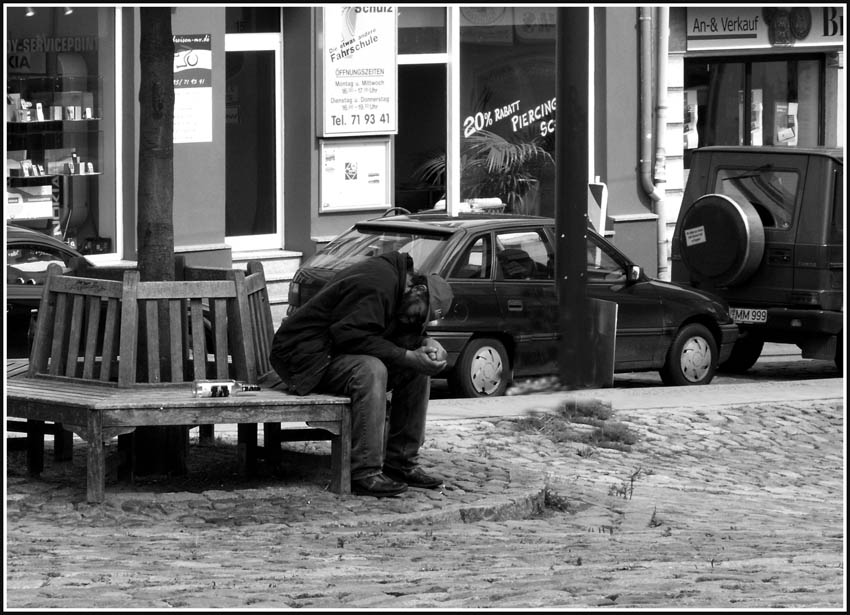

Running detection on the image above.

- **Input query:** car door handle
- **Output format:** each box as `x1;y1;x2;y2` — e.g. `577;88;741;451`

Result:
507;299;524;311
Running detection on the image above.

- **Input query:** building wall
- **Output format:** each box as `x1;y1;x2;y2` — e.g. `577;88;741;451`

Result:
281;7;316;257
128;7;229;267
170;7;228;266
598;7;659;276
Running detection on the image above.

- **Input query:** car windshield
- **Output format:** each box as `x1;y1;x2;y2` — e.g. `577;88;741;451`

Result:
306;227;449;271
715;166;799;229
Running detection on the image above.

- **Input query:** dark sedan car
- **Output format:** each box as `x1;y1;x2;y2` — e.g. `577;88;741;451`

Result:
287;212;739;397
6;224;93;357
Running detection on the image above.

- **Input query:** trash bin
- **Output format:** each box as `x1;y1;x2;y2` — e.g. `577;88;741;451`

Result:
584;297;617;387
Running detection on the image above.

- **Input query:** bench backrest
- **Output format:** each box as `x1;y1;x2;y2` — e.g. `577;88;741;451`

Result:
28;264;256;387
180;259;275;382
29;265;125;383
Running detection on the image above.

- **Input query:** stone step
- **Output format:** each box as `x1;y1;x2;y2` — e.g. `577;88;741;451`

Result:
232;250;302;281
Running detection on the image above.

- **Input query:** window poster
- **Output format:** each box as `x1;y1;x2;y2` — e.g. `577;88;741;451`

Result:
774;102;799;146
319;138;392;212
320;6;398;136
173;33;212;144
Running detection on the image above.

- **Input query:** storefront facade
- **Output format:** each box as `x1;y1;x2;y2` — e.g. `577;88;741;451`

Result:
5;5;844;316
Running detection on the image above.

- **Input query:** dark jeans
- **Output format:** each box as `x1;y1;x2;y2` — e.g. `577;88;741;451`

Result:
318;354;430;481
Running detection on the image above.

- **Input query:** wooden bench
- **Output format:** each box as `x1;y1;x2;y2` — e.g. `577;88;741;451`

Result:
5;262;351;503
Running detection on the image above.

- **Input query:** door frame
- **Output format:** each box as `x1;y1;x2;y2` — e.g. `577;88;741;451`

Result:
223;31;283;252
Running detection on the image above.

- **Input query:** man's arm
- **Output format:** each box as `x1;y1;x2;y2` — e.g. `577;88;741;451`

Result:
328;276;408;364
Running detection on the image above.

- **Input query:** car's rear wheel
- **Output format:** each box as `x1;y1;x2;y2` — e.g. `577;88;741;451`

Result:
450;337;509;398
719;334;764;373
660;323;717;386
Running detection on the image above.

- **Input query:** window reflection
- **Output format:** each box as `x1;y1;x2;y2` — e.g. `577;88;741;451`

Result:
459;7;557;216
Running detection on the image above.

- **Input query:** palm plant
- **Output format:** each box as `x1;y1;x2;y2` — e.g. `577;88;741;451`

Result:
413;129;554;214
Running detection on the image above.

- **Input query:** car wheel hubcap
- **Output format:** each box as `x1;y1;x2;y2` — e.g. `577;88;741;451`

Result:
680;336;711;382
469;346;503;395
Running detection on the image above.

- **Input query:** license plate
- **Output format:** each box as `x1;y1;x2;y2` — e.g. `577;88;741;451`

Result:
730;307;768;324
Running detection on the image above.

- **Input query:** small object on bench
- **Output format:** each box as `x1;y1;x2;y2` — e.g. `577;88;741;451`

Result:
191;379;262;398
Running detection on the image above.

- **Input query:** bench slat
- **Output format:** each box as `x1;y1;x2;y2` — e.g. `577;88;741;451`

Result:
100;297;120;382
189;298;206;381
82;296;101;379
144;299;161;382
118;271;140;386
168;299;184;381
49;275;123;298
212;297;229;379
49;293;69;376
136;280;237;300
64;294;85;378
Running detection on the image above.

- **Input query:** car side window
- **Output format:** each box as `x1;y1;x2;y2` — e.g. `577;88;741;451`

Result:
714;167;799;230
450;235;491;279
586;237;626;283
7;246;72;284
495;230;553;280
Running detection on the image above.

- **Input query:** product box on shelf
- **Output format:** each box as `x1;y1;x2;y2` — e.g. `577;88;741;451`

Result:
7;93;21;121
44;148;76;174
6;149;27;176
53;91;94;119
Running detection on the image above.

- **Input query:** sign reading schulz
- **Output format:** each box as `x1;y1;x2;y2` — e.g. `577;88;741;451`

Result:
320;6;398;136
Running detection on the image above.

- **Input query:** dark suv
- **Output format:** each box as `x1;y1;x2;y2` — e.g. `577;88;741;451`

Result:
671;146;843;372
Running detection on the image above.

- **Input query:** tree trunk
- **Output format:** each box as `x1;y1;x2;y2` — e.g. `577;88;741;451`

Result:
133;7;188;476
138;7;175;280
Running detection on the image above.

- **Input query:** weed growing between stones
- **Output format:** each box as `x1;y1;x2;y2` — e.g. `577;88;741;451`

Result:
511;399;639;451
607;466;653;499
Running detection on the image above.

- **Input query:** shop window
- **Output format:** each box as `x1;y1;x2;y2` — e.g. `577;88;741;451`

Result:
396;64;447;212
225;7;281;34
406;7;558;217
459;7;557;217
684;55;825;164
6;6;117;257
398;6;446;54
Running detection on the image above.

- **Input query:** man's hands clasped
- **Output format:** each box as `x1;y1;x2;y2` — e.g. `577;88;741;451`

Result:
405;338;448;375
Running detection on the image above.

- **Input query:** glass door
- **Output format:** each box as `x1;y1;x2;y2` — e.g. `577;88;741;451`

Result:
224;31;282;251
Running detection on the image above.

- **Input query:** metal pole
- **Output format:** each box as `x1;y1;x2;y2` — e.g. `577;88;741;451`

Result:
555;7;590;389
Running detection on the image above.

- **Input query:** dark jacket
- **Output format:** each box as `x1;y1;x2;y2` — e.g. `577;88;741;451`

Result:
270;251;424;395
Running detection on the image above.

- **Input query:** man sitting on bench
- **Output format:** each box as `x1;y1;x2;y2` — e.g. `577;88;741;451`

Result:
269;251;454;497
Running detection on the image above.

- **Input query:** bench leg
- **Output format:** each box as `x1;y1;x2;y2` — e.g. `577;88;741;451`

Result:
237;423;258;476
199;424;215;446
53;424;74;462
86;411;105;504
263;422;282;468
330;411;352;494
26;419;45;476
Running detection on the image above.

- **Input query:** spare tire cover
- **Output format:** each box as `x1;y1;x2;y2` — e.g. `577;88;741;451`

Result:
677;194;765;287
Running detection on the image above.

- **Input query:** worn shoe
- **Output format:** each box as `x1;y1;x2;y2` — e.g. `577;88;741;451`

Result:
383;466;443;489
351;473;408;497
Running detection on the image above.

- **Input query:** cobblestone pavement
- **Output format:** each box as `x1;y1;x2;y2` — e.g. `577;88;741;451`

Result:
5;389;845;609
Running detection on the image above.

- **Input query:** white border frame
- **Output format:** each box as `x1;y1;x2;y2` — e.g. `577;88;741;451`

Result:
224;31;283;252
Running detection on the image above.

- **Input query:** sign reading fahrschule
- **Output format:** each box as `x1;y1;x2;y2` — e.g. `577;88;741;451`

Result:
320;6;398;136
